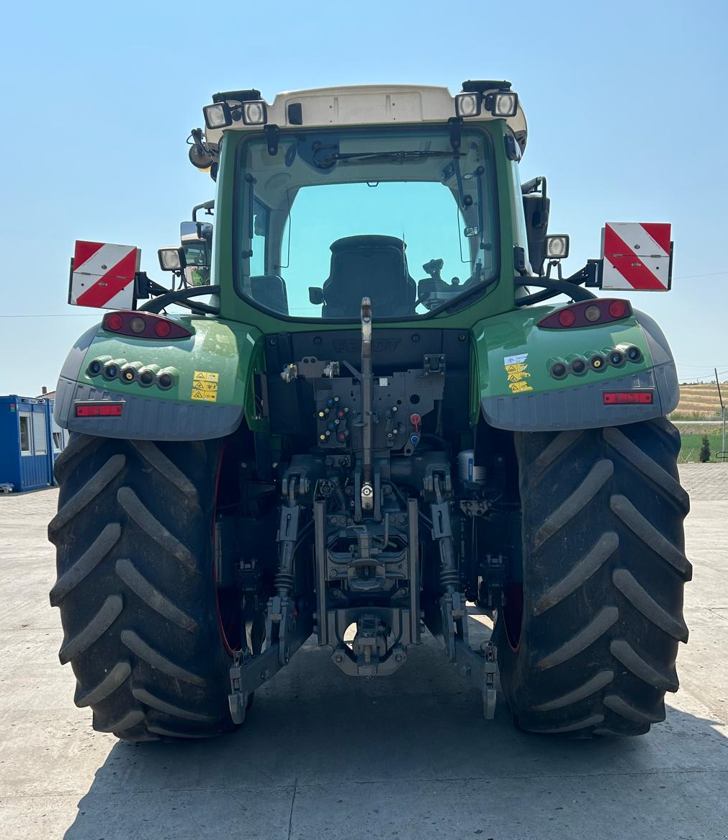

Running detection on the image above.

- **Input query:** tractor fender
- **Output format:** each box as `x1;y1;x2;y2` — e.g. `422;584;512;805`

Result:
477;306;679;432
54;317;263;441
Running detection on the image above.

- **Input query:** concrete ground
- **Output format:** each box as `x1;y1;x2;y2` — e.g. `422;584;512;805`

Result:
1;466;727;840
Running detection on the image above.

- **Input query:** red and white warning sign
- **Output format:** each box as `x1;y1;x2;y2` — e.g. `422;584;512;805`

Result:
601;223;672;291
69;241;140;310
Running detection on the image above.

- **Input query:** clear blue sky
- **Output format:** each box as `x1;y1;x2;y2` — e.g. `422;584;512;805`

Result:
1;0;726;395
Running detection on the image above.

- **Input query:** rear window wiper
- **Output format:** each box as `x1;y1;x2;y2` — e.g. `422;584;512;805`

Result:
316;150;463;167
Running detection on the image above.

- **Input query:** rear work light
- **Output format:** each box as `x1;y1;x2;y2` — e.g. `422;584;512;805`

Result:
603;391;653;405
75;401;124;417
102;311;191;340
538;299;633;330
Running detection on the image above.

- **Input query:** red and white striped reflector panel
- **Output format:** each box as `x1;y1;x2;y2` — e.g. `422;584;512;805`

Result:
601;223;672;291
70;241;140;310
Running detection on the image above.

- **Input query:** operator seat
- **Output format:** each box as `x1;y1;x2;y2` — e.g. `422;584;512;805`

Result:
249;275;289;314
321;235;417;318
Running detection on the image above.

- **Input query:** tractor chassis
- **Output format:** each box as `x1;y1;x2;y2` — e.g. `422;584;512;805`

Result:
228;474;500;724
228;300;501;723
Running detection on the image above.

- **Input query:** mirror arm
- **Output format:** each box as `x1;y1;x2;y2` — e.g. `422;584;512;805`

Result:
134;272;170;301
514;273;598;307
192;199;214;223
139;286;221;315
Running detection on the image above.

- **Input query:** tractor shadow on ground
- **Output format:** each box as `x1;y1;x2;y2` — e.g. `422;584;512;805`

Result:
61;637;728;840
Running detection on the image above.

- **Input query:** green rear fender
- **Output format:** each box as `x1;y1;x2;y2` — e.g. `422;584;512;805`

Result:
474;306;679;431
53;317;266;441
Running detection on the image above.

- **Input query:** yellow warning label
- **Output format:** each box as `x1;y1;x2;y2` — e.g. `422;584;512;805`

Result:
191;370;219;402
508;381;533;393
191;389;217;402
193;370;219;383
504;358;532;392
192;379;217;392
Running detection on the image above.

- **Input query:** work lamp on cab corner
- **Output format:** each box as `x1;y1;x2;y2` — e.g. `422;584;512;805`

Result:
455;92;482;118
51;77;688;749
203;102;233;130
242;100;267;125
485;91;518;117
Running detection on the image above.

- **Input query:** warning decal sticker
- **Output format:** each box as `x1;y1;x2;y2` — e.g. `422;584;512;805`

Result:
504;354;533;393
191;371;219;403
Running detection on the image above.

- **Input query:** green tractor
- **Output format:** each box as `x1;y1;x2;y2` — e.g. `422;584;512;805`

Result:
49;81;691;741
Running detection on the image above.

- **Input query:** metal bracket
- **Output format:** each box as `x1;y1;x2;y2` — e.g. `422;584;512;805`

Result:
423;354;446;376
228;606;314;724
482;640;498;720
448;636;499;722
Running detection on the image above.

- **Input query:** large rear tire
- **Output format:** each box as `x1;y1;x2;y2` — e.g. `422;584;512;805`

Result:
48;434;236;741
497;418;692;736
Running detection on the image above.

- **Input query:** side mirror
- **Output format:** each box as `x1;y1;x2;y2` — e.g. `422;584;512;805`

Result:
158;247;186;272
181;220;214;242
184;266;211;288
180;221;199;241
522;176;551;273
309;287;325;305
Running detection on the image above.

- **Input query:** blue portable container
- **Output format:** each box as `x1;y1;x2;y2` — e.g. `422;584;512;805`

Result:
0;396;67;492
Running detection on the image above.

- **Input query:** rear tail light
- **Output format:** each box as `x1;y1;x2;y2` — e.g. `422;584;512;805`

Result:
558;309;575;327
102;311;191;340
603;391;653;405
538;299;632;330
105;313;124;331
608;300;628;318
75;401;124;417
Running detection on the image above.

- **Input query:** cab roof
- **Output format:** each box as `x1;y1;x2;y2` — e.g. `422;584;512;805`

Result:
202;82;528;154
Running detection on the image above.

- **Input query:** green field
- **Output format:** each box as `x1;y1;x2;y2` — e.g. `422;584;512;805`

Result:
676;429;728;463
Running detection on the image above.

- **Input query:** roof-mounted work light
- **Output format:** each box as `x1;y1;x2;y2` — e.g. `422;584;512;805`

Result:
203;102;233;130
241;100;268;125
485;91;518;118
455;92;482;118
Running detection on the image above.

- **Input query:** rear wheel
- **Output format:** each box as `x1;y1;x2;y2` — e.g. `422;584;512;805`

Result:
497;418;692;736
48;434;237;741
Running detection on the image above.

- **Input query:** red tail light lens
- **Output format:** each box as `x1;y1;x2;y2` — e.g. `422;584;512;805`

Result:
75;401;124;417
102;311;191;340
603;391;653;405
105;313;124;331
538;299;632;330
558;309;576;327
